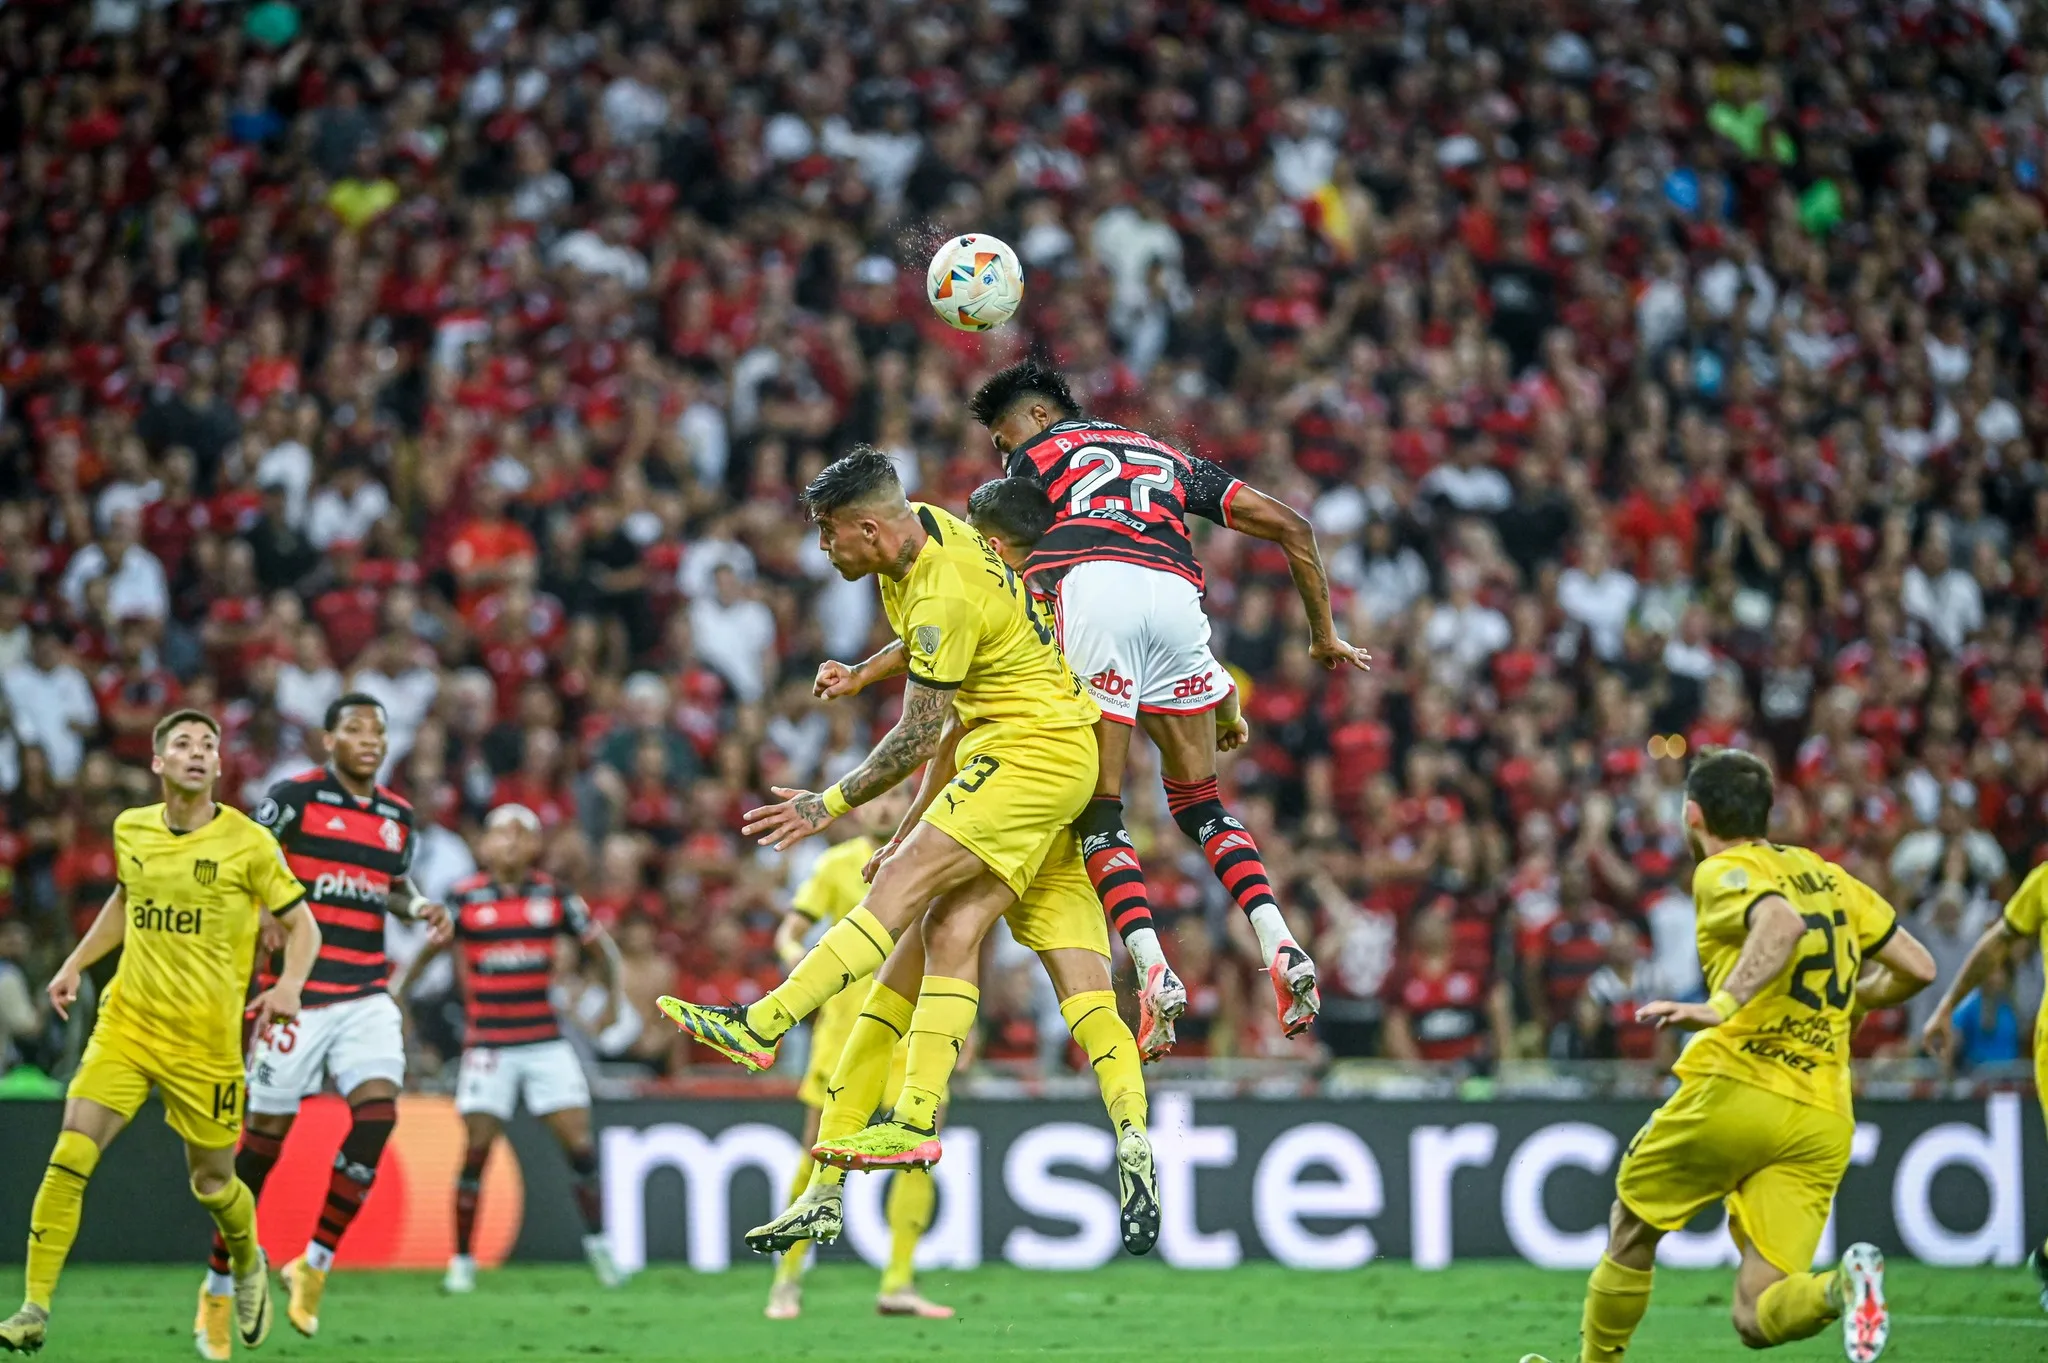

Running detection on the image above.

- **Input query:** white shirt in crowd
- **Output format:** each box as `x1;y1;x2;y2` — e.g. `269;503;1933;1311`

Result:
1901;562;1984;654
1419;462;1513;514
1557;567;1640;660
306;481;394;550
1421;600;1511;686
276;661;343;734
256;440;314;526
58;543;169;622
690;592;778;704
677;537;757;600
4;660;98;783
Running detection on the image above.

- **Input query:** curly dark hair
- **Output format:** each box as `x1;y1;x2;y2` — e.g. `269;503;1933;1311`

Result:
966;477;1056;547
967;358;1081;427
802;444;904;517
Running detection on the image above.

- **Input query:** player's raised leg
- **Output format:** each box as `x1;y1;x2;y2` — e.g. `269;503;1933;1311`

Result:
1144;707;1319;1035
1072;718;1186;1059
660;819;987;1069
812;871;1020;1169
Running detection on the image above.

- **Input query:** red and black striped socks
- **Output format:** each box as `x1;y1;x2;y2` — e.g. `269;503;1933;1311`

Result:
304;1096;397;1271
207;1126;284;1290
1163;775;1291;960
454;1143;490;1257
1076;797;1167;971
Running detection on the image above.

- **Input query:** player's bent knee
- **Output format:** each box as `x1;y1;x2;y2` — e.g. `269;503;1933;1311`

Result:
190;1168;231;1199
1605;1200;1660;1263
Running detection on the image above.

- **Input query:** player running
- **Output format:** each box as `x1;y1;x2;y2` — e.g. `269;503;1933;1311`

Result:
763;787;953;1320
1920;860;2048;1309
660;448;1157;1247
1522;749;1935;1363
2;710;319;1355
968;359;1371;1056
389;804;628;1295
194;694;452;1352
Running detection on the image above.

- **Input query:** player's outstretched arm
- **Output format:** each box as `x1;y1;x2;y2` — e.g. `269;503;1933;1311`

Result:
47;886;127;1019
1921;918;2016;1058
742;680;953;850
1222;484;1371;672
386;934;447;1007
1641;894;1806;1031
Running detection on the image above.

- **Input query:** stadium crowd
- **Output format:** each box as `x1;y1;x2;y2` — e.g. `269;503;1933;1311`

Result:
0;0;2044;1087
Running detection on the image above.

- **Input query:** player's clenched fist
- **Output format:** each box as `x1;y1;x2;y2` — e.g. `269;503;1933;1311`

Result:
814;660;862;699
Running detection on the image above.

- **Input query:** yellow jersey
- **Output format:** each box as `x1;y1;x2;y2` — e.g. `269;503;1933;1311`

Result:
792;837;878;925
884;503;1097;732
105;803;306;1062
1675;840;1898;1119
2000;863;2048;1046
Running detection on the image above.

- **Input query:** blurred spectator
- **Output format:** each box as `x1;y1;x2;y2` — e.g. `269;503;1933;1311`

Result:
1946;961;2023;1074
4;634;97;786
1383;902;1513;1066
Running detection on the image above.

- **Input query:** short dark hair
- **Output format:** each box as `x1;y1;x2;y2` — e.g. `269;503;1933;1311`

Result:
967;478;1056;547
968;359;1081;427
152;708;220;752
325;692;387;732
1685;748;1775;839
802;445;904;518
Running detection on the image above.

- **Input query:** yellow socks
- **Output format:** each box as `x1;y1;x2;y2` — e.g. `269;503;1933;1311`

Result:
810;982;918;1193
1756;1270;1838;1343
771;1151;818;1286
879;1169;935;1296
748;907;894;1039
193;1175;261;1276
892;977;979;1132
1060;990;1147;1131
24;1130;100;1311
1579;1254;1654;1363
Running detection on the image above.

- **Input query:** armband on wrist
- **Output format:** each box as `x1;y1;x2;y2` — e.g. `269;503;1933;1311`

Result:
402;893;431;921
821;784;852;818
1708;989;1740;1021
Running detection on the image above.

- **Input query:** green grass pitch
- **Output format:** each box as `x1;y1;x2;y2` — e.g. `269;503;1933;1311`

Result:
41;1261;2047;1361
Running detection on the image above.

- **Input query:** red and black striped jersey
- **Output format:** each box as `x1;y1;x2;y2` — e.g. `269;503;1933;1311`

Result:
1005;418;1245;592
447;871;593;1047
254;767;415;1008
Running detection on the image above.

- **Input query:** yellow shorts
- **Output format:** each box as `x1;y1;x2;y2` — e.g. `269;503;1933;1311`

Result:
921;721;1096;896
799;987;865;1108
1004;830;1111;958
69;1024;245;1150
1617;1075;1851;1275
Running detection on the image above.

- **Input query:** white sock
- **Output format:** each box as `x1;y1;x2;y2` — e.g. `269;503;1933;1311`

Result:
1125;926;1166;975
1247;904;1292;963
582;1233;608;1255
206;1270;234;1297
304;1242;335;1272
450;1254;474;1269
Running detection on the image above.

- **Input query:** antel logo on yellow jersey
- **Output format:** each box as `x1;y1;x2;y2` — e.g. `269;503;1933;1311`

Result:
130;899;204;934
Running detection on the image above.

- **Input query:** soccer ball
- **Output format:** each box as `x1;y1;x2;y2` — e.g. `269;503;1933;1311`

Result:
926;234;1025;332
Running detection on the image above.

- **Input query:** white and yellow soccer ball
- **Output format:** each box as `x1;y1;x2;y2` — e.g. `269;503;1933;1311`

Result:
926;233;1025;332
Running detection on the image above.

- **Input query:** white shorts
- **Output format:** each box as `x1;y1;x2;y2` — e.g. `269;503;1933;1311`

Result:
247;993;407;1116
1053;559;1233;726
454;1040;591;1120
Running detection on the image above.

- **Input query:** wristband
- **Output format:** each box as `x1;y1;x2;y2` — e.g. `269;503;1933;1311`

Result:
1707;989;1740;1021
401;893;432;922
821;784;852;818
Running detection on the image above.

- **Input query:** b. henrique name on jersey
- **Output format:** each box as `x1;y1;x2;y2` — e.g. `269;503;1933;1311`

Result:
447;871;593;1047
255;765;415;1006
1005;418;1245;593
